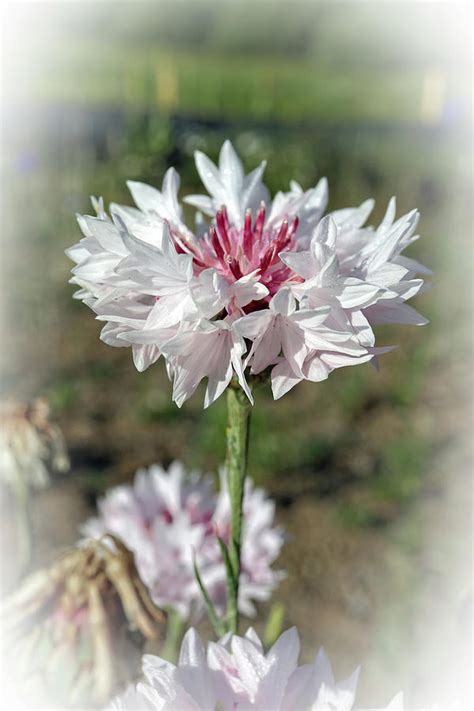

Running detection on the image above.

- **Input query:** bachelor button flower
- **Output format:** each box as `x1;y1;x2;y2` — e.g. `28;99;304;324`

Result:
82;462;284;622
67;141;430;407
110;626;404;710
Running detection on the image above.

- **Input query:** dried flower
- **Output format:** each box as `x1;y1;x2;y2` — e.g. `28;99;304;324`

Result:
0;535;166;708
82;462;285;621
0;397;69;491
110;626;403;710
67;141;429;407
0;397;70;570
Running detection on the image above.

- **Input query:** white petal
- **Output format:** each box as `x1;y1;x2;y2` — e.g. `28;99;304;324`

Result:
183;194;215;215
234;310;273;339
81;216;128;255
270;288;296;316
271;360;302;399
242;161;270;214
330;198;374;229
385;691;404;709
304;355;330;382
250;318;282;373
255;628;300;707
194;151;225;203
291;307;331;330
312;215;337;250
335;279;382;309
132;344;161;372
364;302;428;326
219;140;244;193
232;272;269;308
127;180;164;214
205;367;233;408
380;196;397;229
230;332;254;405
178;628;206;667
279;250;315;280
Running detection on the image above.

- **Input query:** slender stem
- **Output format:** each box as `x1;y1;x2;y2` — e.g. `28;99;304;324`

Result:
226;383;252;634
14;472;33;574
159;608;185;663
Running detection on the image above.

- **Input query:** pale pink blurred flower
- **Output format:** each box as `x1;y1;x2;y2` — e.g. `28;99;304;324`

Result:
68;141;429;407
82;462;284;621
110;627;402;710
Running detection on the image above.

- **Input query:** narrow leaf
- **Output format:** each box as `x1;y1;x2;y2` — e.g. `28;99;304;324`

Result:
193;557;226;638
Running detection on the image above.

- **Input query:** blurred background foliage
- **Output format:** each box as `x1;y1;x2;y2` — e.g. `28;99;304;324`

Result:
1;1;472;706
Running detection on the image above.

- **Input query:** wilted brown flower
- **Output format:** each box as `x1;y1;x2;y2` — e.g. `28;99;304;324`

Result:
0;534;167;709
0;397;70;491
0;396;70;571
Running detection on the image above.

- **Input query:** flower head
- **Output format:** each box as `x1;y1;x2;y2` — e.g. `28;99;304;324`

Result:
82;462;284;621
0;397;69;491
68;141;429;407
0;535;166;708
110;626;402;710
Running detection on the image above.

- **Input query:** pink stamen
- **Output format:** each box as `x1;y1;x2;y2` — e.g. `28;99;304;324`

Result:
275;219;289;249
220;205;231;232
173;232;195;257
253;203;266;243
243;209;253;258
288;215;299;239
184;201;301;307
210;226;225;261
227;257;243;279
259;245;277;273
216;208;232;255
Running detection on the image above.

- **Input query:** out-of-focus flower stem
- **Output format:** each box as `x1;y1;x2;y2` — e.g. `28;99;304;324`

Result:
226;381;252;634
160;608;185;663
13;471;32;574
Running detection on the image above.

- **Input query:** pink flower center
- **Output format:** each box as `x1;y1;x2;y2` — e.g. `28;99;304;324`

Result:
170;204;302;299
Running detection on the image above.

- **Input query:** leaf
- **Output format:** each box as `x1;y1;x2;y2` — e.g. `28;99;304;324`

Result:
193;557;226;638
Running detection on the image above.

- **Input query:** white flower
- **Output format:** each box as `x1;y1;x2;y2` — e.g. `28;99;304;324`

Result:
82;462;284;622
68;141;430;408
110;627;402;710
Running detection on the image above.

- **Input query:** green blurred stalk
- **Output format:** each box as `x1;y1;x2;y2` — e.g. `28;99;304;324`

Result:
226;383;252;634
159;609;185;663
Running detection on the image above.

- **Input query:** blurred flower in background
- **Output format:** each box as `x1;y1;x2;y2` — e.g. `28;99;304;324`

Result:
82;461;285;622
0;534;166;709
111;626;402;710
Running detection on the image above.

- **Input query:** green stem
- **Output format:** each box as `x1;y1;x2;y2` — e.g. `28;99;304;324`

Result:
226;383;252;634
159;609;185;663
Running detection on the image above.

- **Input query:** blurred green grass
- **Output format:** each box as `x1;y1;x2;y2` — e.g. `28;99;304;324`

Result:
21;43;427;123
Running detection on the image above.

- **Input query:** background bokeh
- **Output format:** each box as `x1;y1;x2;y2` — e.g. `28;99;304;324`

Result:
1;1;472;707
